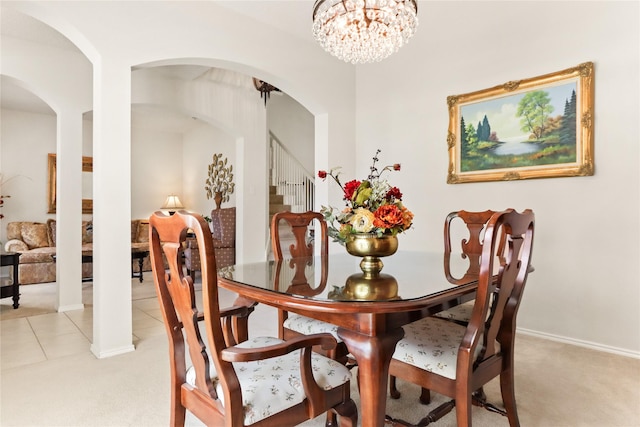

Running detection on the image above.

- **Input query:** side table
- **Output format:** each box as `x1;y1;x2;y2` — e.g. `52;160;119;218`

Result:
1;251;21;309
131;250;150;283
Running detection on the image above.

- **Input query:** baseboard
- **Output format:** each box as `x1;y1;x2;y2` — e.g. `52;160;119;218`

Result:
58;303;84;312
91;343;135;359
517;327;640;359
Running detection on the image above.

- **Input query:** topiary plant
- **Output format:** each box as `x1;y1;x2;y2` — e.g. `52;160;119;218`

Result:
204;153;235;208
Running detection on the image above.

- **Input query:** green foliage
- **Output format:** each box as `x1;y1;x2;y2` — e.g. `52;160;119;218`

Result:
517;90;554;140
560;90;577;144
476;115;491;142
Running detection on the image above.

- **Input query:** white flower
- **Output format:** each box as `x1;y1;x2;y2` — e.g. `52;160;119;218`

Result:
349;208;376;233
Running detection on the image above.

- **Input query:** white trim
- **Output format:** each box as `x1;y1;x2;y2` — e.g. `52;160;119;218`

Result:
57;303;84;312
517;327;640;360
91;343;135;359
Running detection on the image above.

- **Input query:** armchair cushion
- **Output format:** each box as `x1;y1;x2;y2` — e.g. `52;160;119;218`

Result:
393;317;481;380
185;335;351;425
284;314;342;342
135;221;150;243
46;219;93;246
433;301;474;323
21;223;50;249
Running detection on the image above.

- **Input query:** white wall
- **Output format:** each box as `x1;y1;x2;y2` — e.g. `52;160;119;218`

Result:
0;109;56;237
356;1;639;355
130;126;183;220
267;93;315;175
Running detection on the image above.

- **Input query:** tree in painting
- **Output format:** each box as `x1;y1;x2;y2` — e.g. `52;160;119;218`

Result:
516;91;553;140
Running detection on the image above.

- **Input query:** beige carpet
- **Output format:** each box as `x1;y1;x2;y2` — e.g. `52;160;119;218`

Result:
1;279;639;426
1;332;639;426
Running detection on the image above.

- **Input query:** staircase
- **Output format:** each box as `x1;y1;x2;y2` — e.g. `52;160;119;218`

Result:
268;185;292;260
268;133;315;259
269;132;315;216
269;185;291;223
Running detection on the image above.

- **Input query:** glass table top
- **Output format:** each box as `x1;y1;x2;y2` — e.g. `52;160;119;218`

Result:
221;251;474;302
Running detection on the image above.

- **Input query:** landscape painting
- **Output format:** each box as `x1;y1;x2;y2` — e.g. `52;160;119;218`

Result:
447;62;594;184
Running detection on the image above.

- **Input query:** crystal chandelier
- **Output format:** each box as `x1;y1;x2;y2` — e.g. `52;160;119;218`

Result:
312;0;418;64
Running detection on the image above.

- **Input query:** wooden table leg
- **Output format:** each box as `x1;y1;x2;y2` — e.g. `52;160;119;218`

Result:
137;255;144;283
338;327;404;427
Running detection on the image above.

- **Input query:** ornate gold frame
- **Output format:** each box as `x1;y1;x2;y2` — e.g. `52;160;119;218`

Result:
447;62;594;184
47;153;93;214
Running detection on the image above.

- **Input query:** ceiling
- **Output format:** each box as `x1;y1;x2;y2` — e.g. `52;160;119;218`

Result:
0;2;315;129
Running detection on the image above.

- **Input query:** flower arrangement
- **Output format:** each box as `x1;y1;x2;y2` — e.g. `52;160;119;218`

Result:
318;149;414;244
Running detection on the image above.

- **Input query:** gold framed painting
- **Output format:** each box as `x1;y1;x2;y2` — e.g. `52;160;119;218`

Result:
447;62;594;184
47;153;93;214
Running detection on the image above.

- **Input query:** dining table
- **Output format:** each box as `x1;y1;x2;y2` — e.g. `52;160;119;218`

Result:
217;251;479;427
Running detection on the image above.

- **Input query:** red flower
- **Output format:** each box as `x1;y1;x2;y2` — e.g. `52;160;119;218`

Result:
318;170;327;179
386;187;402;201
373;204;404;229
343;180;361;201
393;164;401;171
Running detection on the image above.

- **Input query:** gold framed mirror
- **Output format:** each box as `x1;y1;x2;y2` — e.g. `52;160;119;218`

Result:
47;153;93;214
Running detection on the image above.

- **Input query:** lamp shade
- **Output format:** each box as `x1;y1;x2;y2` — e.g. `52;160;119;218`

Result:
162;195;184;211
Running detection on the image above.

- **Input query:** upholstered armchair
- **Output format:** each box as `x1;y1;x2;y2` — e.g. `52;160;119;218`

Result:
184;207;236;280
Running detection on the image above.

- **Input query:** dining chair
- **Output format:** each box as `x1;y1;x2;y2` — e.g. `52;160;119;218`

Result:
270;211;352;365
149;210;358;427
390;210;506;406
386;209;535;427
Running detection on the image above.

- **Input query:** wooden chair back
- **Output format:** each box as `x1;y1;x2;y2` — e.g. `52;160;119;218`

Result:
470;209;534;365
444;209;507;285
269;211;352;374
270;211;328;336
149;211;247;426
271;211;328;260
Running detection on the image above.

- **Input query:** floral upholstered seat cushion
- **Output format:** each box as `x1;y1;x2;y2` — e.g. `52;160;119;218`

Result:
433;301;474;323
185;336;351;425
392;317;481;380
284;314;343;342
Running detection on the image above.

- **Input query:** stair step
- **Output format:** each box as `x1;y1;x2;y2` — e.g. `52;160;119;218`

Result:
270;194;284;205
270;204;291;215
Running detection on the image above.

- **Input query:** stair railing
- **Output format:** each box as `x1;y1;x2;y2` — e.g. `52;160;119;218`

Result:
269;132;315;213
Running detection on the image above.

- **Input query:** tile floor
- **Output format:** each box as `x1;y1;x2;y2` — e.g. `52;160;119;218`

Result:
1;289;166;371
0;278;275;373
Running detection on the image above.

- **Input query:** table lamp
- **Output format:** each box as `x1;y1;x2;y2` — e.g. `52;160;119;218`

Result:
162;194;184;215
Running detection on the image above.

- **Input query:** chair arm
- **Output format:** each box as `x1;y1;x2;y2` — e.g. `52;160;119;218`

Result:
219;304;253;319
220;333;337;363
4;239;28;252
192;304;255;345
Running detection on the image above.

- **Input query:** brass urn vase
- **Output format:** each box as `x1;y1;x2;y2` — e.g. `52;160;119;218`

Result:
342;233;399;301
345;233;398;277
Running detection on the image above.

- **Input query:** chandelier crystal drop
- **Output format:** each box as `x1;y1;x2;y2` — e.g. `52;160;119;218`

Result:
312;0;418;64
